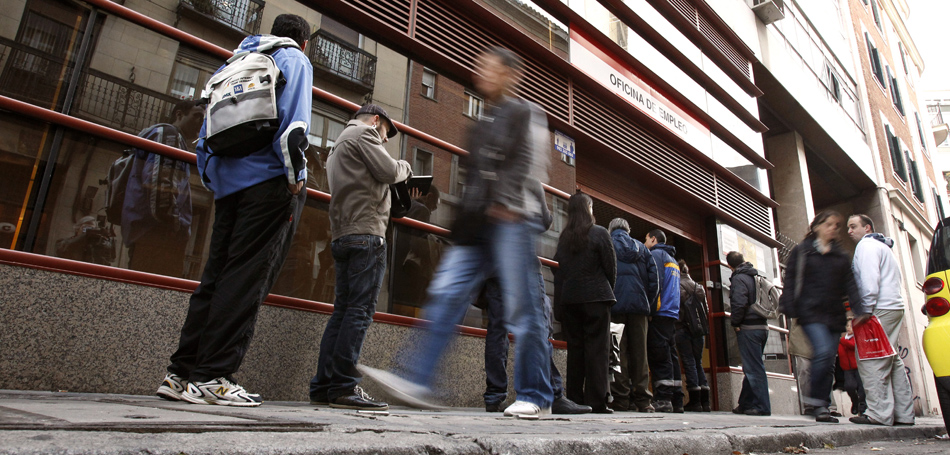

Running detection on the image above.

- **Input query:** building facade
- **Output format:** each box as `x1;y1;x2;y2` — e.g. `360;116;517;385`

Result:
0;0;942;415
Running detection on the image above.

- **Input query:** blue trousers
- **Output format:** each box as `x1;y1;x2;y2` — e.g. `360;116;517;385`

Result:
408;221;554;408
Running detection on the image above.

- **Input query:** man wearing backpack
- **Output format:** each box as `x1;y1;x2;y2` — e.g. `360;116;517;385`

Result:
122;100;204;277
676;260;710;412
156;14;313;407
727;251;771;416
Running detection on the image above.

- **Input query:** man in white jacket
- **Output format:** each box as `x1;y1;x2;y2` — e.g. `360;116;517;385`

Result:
846;214;915;426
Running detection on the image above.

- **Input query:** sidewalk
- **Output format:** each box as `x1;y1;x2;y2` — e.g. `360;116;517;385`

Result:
0;390;945;455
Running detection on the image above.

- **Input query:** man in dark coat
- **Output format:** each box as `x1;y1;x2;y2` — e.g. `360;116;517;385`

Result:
727;251;771;416
608;218;658;412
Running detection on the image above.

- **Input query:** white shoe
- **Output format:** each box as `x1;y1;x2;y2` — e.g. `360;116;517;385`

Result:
156;373;188;401
181;377;262;407
503;400;551;420
357;365;441;410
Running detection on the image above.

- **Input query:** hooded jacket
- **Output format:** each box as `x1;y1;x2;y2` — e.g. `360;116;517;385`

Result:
851;233;904;314
778;240;861;332
196;35;313;199
729;262;767;329
650;242;680;319
327;121;412;240
610;229;659;315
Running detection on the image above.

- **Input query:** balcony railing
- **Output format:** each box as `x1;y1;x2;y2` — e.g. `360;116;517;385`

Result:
928;104;945;128
307;29;376;91
75;70;178;134
179;0;264;36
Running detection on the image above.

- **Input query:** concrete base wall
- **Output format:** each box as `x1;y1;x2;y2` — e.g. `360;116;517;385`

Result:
0;264;566;407
716;371;800;415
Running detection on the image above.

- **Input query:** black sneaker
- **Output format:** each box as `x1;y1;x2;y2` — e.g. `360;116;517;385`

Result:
653;400;674;413
486;402;503;413
310;395;329;406
744;408;771;416
330;386;389;411
551;396;592;415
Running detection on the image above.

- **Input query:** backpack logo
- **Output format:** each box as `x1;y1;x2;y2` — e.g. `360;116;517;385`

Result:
751;275;781;320
233;84;244;94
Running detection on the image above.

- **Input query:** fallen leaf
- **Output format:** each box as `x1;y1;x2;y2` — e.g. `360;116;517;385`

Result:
733;451;743;455
823;443;835;449
871;448;883;451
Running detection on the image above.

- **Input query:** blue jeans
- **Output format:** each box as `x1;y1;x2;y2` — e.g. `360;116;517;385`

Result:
310;234;387;401
409;221;554;408
736;328;770;413
675;327;707;390
802;323;839;410
483;274;563;405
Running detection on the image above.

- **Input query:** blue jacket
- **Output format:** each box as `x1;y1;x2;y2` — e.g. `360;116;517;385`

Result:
610;229;658;316
196;35;313;199
650;242;681;319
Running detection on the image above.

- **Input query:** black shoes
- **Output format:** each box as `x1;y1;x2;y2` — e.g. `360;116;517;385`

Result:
329;386;389;411
485;402;503;413
744;408;770;416
732;406;745;414
552;396;592;415
653;400;674;413
591;407;614;414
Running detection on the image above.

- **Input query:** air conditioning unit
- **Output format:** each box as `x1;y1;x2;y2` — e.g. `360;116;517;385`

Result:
752;0;785;25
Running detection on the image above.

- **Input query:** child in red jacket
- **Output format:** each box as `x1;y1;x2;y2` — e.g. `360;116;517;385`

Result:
838;320;867;415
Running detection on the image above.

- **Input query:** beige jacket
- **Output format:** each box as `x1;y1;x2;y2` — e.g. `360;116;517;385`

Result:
326;120;412;240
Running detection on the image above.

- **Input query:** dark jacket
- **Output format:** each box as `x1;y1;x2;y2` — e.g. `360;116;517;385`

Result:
729;262;767;329
451;96;548;244
651;243;680;319
778;240;861;333
553;225;617;309
610;229;658;315
679;273;709;336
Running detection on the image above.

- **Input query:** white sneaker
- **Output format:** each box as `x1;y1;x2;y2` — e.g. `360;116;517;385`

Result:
181;377;262;407
357;365;441;410
156;373;188;401
503;400;551;420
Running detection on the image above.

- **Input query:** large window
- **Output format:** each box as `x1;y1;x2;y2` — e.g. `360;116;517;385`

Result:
886;125;908;181
167;48;221;100
866;33;886;89
888;67;904;115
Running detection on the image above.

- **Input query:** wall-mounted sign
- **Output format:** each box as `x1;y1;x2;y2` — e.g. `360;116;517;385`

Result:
569;29;712;156
554;130;575;159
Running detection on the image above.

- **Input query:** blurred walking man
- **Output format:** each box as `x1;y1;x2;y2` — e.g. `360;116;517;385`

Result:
362;47;554;419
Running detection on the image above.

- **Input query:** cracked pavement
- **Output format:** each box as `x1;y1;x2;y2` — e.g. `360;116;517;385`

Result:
0;390;946;454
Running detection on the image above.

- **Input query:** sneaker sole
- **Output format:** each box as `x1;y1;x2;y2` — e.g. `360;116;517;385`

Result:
180;392;213;405
357;365;443;410
310;401;329;406
156;390;182;401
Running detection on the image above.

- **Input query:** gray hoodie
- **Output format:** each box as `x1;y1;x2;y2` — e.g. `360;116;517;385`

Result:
852;233;904;314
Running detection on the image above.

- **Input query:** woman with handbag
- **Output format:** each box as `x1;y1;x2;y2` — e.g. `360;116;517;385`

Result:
553;192;617;413
779;210;861;423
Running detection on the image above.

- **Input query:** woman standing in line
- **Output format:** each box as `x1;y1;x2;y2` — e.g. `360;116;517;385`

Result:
779;210;861;423
553;192;617;413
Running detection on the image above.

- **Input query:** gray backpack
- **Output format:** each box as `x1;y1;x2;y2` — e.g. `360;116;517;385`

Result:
750;274;781;320
200;45;296;157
